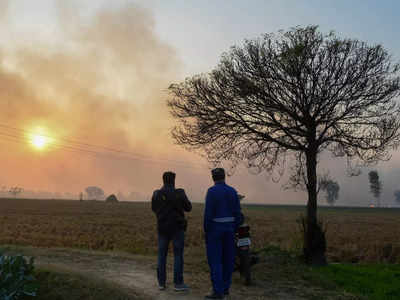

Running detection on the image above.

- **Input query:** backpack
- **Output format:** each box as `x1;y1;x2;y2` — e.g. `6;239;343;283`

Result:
155;189;187;235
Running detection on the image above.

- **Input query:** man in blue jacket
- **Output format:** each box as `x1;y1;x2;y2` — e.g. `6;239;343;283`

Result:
204;168;242;299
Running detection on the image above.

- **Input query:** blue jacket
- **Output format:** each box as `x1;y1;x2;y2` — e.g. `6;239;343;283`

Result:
204;182;242;232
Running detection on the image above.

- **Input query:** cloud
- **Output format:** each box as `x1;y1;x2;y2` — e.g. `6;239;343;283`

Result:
0;2;189;196
0;0;8;20
3;1;395;206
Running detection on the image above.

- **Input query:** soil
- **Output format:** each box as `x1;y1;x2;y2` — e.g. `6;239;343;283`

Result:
7;247;307;300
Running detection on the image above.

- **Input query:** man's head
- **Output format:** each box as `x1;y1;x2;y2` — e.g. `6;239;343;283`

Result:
211;168;225;182
163;171;176;186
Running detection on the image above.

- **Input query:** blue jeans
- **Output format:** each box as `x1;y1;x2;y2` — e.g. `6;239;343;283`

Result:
206;223;236;295
157;230;185;285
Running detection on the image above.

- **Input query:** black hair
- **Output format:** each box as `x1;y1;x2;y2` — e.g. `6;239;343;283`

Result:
211;168;225;182
163;171;176;185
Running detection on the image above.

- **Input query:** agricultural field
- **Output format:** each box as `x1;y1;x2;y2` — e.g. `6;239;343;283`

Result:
2;198;400;299
1;198;400;264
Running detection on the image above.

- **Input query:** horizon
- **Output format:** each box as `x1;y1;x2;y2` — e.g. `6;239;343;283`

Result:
2;196;400;209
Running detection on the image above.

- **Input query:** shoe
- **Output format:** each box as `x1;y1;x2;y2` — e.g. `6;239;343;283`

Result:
205;292;224;299
174;283;189;291
158;284;166;291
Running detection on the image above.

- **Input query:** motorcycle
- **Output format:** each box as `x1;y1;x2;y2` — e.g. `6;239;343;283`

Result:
234;195;258;285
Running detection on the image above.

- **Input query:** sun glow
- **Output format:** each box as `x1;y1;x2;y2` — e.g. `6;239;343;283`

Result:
28;127;53;150
31;135;48;149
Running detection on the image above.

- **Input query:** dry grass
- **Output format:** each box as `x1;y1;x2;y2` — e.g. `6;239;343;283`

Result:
1;198;399;264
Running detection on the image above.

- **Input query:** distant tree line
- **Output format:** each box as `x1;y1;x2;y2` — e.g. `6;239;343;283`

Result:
319;178;340;206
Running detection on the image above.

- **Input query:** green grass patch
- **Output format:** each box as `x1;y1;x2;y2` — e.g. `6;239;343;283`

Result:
254;246;400;299
34;267;141;300
309;264;400;300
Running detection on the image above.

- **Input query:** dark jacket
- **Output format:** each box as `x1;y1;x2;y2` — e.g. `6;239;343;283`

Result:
152;184;192;235
204;182;242;233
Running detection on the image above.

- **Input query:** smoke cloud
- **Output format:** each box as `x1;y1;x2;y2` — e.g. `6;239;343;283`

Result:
1;1;398;206
0;0;303;204
0;0;8;20
0;1;194;197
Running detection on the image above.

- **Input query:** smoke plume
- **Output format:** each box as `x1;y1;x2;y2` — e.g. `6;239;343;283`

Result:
0;1;193;197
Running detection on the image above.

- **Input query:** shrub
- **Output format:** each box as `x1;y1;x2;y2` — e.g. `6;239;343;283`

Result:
105;194;118;203
0;254;38;299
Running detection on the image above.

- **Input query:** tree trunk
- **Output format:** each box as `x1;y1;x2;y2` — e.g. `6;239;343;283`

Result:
304;147;327;265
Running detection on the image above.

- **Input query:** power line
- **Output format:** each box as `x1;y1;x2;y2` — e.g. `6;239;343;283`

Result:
0;133;94;161
0;123;150;157
0;123;206;166
0;131;207;169
0;123;208;170
0;123;192;162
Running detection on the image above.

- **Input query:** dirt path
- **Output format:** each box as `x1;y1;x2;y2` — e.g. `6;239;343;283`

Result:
6;247;305;300
31;248;201;300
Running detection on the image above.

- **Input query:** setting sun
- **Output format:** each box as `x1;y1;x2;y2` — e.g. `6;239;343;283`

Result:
28;127;53;150
31;135;48;149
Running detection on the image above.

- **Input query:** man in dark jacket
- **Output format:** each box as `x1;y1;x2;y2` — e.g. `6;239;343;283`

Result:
204;168;242;299
151;171;192;291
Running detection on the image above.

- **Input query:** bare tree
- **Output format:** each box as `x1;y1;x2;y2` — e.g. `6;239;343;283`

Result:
9;187;23;198
85;186;105;200
368;170;382;207
0;186;7;197
168;26;400;265
394;190;400;205
320;179;340;206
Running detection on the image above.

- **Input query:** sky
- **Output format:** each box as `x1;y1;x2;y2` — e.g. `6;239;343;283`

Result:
0;0;400;205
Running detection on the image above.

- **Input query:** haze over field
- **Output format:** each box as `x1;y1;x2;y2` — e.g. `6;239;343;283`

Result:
1;0;400;206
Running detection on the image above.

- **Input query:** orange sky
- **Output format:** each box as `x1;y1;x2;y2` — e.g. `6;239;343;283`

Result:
0;2;194;196
0;1;399;205
0;1;279;203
